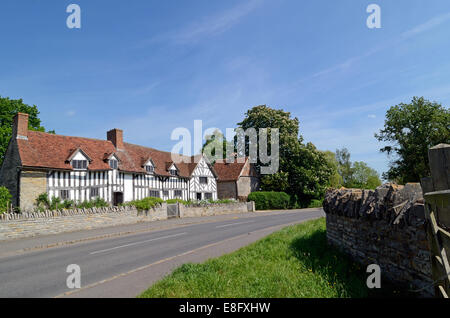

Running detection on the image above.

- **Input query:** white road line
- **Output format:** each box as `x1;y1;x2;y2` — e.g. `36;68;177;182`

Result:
215;221;255;229
89;232;188;255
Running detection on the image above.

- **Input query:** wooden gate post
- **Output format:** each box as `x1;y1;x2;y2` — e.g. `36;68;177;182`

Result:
421;144;450;298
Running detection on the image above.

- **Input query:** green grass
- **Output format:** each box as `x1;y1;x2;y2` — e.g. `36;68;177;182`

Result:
139;218;369;298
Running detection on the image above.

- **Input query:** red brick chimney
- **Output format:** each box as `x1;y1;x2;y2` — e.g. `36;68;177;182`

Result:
13;113;29;140
107;128;124;150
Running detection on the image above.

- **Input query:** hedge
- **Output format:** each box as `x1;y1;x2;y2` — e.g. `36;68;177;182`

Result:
126;197;164;211
247;191;290;210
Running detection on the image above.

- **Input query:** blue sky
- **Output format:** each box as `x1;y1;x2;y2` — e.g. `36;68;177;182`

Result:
1;0;450;176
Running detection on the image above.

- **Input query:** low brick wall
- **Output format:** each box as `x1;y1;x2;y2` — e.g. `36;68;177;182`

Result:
324;183;433;296
179;201;254;218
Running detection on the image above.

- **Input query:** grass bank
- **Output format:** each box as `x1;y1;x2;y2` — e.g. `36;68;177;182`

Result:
139;218;369;298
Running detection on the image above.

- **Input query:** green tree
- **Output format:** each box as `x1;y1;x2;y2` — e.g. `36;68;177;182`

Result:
236;105;332;206
335;148;381;189
322;150;343;188
375;96;450;183
0;186;12;214
202;129;233;164
350;161;381;189
0;96;54;166
335;148;353;185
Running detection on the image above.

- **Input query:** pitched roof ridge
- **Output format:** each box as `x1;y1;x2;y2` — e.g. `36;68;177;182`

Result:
29;130;114;144
124;141;195;160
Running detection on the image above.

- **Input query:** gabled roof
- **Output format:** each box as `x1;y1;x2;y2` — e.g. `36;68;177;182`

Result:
103;152;120;162
16;130;212;178
213;157;252;181
66;148;92;162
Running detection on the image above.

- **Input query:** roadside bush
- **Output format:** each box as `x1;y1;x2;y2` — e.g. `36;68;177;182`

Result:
165;199;192;205
76;197;108;209
36;193;50;209
35;193;109;211
247;191;290;210
307;199;323;208
0;186;12;214
62;199;75;209
127;197;164;211
49;196;62;210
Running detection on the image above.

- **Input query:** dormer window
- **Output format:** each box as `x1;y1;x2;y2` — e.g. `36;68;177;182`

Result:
109;159;118;169
144;158;155;174
67;148;91;171
167;163;178;176
72;160;88;170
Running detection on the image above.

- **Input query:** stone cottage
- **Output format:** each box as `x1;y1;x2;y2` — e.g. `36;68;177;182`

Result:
213;157;260;201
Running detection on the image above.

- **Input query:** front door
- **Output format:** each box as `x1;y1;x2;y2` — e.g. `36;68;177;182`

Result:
196;192;202;201
113;192;124;206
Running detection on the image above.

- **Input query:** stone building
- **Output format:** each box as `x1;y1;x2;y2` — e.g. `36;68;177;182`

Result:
0;113;218;211
213;157;260;201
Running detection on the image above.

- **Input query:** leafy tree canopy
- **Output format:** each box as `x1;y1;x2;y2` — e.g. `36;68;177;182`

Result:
321;150;343;188
0;96;54;166
334;147;381;189
236;105;332;206
375;96;450;183
202;129;233;164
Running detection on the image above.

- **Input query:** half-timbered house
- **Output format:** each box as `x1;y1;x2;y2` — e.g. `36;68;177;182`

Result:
0;113;218;211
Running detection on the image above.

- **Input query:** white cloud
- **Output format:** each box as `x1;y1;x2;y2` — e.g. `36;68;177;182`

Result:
66;110;76;117
401;12;450;38
368;114;376;119
144;0;263;46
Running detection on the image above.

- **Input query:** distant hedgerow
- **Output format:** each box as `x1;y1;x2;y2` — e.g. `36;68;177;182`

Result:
247;191;290;210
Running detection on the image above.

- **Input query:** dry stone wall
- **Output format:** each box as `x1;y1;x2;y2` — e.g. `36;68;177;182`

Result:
324;183;433;296
0;202;255;241
179;201;254;218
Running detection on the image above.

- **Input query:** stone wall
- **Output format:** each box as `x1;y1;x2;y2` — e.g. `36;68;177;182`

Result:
0;204;167;241
0;202;255;241
179;201;254;218
217;181;237;199
323;183;433;296
237;176;260;201
19;170;47;212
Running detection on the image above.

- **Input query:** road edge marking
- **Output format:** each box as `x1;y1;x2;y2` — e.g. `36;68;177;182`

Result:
55;216;322;298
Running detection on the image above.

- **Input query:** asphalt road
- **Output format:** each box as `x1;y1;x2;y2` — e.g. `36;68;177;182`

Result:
0;209;323;298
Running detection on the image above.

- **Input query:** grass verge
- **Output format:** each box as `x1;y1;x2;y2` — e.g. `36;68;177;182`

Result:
138;218;369;298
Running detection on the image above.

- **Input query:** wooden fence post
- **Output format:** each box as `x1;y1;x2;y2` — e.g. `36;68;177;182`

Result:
421;143;450;298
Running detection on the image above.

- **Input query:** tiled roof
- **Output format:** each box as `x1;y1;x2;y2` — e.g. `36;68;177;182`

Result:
17;131;209;178
213;158;248;182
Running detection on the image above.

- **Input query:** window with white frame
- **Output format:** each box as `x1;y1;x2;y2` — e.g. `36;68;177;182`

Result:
72;160;87;170
199;177;208;184
204;192;212;200
163;190;169;197
146;165;154;173
109;159;118;169
169;169;178;176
